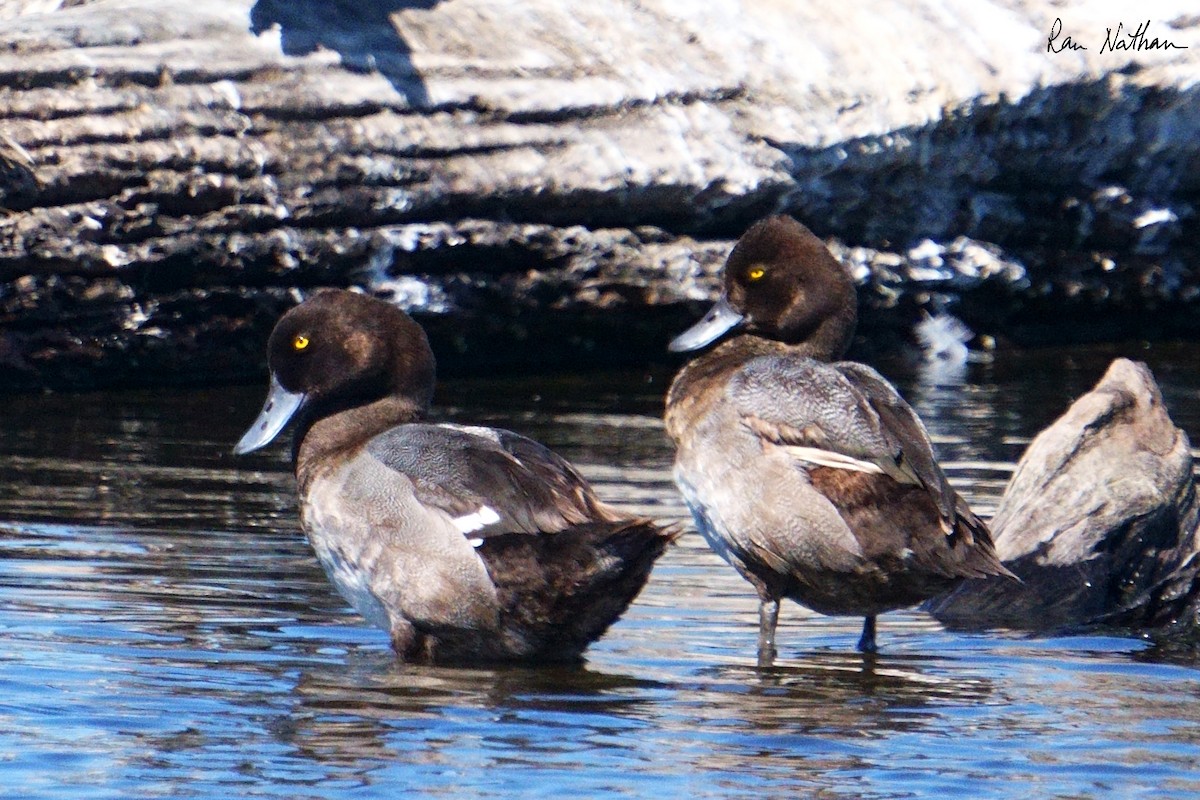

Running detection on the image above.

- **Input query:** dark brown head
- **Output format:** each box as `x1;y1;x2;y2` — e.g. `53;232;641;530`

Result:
669;216;857;360
234;289;436;455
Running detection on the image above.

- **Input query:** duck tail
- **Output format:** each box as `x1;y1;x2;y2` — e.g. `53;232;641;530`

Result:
955;510;1020;582
479;518;679;660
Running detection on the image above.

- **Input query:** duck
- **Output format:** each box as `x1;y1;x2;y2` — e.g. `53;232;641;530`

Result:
664;215;1014;660
234;288;676;664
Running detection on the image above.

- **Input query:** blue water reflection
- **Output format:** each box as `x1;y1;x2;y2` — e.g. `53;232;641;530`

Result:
2;343;1199;798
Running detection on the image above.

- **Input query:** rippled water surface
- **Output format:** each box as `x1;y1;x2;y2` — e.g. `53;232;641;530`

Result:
3;344;1200;799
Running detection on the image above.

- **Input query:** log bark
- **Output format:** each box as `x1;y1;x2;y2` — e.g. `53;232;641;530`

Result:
930;358;1200;637
1;1;1199;388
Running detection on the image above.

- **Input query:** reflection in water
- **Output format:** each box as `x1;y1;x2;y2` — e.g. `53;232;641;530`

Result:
2;344;1200;798
913;311;974;387
270;648;1000;793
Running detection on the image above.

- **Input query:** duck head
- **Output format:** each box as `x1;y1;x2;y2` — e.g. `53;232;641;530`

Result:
234;289;436;454
669;215;857;360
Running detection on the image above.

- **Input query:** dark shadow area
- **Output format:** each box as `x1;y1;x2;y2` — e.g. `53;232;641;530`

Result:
771;77;1200;251
249;0;444;106
760;78;1200;348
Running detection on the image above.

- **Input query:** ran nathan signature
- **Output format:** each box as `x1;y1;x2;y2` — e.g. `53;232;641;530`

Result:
1047;18;1189;54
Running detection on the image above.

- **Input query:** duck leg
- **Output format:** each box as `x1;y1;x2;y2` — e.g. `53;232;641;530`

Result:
856;615;877;654
757;598;780;667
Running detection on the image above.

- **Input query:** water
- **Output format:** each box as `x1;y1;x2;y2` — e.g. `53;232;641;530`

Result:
3;344;1200;799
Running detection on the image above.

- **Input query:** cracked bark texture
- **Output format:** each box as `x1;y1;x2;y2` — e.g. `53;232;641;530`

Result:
1;0;1199;388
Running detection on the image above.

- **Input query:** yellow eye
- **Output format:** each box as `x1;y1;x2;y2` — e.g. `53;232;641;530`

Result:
747;267;765;281
293;334;310;351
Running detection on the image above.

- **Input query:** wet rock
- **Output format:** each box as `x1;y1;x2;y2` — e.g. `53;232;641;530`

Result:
0;1;1198;388
929;358;1200;636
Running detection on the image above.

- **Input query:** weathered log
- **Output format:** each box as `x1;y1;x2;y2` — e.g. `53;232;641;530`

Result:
1;1;1199;388
929;358;1200;636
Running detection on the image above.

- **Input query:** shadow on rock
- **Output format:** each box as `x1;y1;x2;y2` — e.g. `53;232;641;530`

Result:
250;0;444;105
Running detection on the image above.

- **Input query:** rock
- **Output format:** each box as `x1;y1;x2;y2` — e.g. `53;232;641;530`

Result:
929;358;1200;636
1;1;1198;388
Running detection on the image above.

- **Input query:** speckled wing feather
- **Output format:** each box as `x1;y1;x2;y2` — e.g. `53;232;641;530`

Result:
833;362;958;526
730;355;957;529
365;423;610;538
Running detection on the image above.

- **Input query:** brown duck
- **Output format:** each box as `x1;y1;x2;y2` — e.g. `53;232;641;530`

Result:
665;216;1014;659
236;289;676;664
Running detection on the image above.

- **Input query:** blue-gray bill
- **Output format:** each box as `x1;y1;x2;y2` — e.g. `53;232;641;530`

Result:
233;374;305;454
668;296;745;352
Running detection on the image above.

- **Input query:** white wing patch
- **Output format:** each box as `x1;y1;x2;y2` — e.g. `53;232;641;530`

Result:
453;505;501;534
783;445;886;475
436;423;502;444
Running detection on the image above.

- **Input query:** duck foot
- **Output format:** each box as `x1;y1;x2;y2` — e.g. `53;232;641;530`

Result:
856;616;877;654
757;598;780;667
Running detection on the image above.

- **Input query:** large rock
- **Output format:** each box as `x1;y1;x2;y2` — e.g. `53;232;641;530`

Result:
930;358;1200;636
1;1;1198;388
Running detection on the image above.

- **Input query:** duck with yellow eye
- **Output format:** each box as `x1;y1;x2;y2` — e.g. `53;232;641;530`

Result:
237;332;318;455
665;215;1013;659
233;289;676;663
